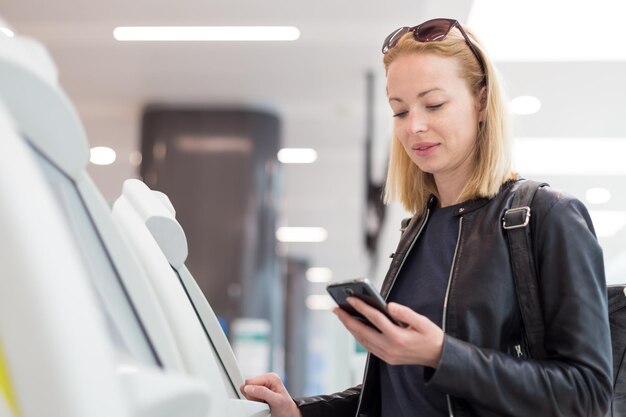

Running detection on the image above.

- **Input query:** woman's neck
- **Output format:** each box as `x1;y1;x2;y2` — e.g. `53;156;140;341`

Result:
434;171;471;207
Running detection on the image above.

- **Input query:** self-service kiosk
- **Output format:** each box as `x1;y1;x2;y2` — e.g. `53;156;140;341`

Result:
112;179;269;417
0;19;268;417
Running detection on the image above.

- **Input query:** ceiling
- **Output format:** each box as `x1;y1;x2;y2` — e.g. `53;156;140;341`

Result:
2;0;626;286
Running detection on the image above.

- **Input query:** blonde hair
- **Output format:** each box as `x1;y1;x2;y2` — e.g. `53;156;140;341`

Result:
383;24;517;215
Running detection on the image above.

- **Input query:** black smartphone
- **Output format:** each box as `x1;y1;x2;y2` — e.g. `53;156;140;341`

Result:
326;278;403;328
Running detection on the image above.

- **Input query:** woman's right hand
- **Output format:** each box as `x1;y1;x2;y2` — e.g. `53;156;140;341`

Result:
240;373;302;417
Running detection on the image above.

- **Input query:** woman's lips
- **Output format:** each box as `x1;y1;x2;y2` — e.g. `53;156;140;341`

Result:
412;142;439;157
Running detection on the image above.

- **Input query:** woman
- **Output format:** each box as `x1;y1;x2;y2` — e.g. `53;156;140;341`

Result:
240;18;612;417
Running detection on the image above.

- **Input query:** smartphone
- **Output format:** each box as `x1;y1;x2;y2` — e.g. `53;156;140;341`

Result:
326;278;403;328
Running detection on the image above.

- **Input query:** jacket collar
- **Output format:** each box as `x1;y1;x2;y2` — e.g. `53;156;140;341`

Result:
427;179;518;217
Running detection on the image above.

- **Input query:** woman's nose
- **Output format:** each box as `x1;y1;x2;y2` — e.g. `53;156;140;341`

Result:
407;111;427;134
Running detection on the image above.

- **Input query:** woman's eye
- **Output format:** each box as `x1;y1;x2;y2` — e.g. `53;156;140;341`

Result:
426;103;445;110
392;111;408;118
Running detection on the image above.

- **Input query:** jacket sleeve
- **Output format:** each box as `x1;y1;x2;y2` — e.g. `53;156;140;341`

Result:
294;385;361;417
425;190;613;417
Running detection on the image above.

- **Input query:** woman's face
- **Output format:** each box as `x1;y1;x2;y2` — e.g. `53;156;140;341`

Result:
386;52;483;186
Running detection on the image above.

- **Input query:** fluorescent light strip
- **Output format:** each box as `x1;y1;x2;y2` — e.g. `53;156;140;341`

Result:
306;294;336;310
306;267;333;283
89;146;117;166
113;26;300;42
513;138;626;175
276;227;327;243
586;188;611;205
510;96;541;115
278;148;318;164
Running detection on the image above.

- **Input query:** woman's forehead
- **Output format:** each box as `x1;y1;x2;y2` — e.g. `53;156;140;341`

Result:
386;54;468;95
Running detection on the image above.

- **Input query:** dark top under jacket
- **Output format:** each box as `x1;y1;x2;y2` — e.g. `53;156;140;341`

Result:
380;203;460;417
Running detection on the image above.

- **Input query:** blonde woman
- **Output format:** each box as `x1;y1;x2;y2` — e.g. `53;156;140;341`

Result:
241;18;611;417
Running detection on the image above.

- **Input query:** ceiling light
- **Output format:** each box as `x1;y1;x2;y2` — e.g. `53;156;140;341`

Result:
277;148;318;164
89;146;116;165
588;210;626;238
276;227;328;243
129;151;143;167
0;27;14;38
306;294;336;310
586;188;611;205
113;26;300;42
510;96;541;115
513;138;626;175
469;0;626;61
306;267;333;283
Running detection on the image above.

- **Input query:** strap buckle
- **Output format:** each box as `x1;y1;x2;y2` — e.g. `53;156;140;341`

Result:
503;206;531;230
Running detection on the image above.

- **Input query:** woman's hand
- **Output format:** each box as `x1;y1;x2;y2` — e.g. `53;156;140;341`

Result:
240;373;302;417
334;297;444;368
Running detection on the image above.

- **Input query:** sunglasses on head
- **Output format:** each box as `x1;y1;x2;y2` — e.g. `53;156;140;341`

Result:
382;18;486;77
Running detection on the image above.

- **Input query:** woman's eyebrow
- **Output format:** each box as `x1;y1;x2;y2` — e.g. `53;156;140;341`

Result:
418;87;444;98
388;87;444;103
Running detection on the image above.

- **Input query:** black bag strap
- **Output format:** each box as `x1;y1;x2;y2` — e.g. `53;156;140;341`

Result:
504;179;549;359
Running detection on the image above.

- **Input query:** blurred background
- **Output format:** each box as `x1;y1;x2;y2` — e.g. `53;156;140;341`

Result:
3;0;625;397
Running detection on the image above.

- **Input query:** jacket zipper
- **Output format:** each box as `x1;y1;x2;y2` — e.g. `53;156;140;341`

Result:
353;209;431;417
516;330;530;358
442;216;464;417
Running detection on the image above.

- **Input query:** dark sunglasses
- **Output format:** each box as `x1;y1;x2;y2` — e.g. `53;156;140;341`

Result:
382;18;486;77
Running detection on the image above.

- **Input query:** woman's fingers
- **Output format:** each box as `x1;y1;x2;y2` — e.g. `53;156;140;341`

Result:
240;373;286;400
240;373;302;417
243;372;284;390
345;297;398;333
242;384;283;404
334;299;444;368
387;302;429;330
333;304;390;354
333;305;377;336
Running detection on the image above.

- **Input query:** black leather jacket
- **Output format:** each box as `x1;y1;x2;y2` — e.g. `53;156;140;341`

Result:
296;180;612;417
